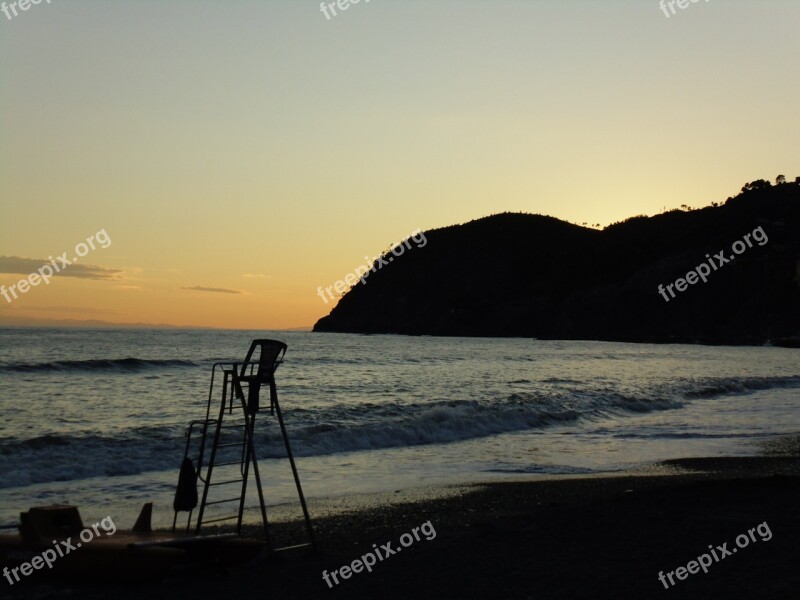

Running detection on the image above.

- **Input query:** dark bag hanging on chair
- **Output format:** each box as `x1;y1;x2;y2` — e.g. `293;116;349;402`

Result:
173;458;198;512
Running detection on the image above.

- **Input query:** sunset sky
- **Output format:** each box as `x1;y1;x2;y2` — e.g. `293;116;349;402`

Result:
1;0;798;329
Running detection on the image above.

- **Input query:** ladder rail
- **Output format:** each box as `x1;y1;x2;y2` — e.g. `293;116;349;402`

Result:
172;418;217;533
194;369;234;533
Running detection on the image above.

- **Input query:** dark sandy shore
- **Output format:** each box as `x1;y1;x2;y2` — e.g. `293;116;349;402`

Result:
5;455;799;600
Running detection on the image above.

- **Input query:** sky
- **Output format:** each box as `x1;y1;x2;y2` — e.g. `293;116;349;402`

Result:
1;0;798;329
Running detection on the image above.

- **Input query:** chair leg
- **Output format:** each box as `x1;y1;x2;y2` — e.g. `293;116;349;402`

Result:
271;380;316;550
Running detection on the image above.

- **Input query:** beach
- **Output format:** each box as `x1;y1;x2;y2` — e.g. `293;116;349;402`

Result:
5;453;798;600
1;331;798;598
3;331;799;529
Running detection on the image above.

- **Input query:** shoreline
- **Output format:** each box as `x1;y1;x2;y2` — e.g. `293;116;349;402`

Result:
245;434;800;526
4;454;798;599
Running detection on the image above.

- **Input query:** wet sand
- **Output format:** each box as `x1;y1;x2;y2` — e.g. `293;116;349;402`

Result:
5;455;799;599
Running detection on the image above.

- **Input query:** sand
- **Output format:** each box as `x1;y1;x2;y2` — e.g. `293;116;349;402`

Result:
4;455;799;599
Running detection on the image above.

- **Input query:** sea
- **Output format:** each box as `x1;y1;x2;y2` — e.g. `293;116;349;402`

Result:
0;328;798;530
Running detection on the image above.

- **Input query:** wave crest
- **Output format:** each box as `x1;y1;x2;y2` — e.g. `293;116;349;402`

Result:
0;358;199;373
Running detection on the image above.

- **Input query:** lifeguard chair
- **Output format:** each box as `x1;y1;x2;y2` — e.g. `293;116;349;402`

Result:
172;340;315;552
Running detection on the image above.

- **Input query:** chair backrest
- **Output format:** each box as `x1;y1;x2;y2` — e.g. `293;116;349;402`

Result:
240;339;287;382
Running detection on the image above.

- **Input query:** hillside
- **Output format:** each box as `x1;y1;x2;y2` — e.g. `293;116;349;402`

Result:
313;182;800;345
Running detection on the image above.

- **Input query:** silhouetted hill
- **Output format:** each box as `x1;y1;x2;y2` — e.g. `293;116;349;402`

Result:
313;182;800;345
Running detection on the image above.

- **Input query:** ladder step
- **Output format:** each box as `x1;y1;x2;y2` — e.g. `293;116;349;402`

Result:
209;478;245;487
204;497;243;506
201;515;239;525
274;542;314;553
211;460;246;467
216;442;247;449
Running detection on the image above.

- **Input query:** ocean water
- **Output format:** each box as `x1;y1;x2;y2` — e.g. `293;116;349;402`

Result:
0;328;798;529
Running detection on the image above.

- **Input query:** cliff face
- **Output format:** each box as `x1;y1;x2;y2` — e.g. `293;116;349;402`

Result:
313;184;800;344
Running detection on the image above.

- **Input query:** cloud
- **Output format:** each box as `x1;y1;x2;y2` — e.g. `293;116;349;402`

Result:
0;256;121;280
242;273;267;278
181;285;242;295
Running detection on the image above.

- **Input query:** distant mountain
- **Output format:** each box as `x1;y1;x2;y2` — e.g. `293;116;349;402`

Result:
314;181;800;345
0;316;185;329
